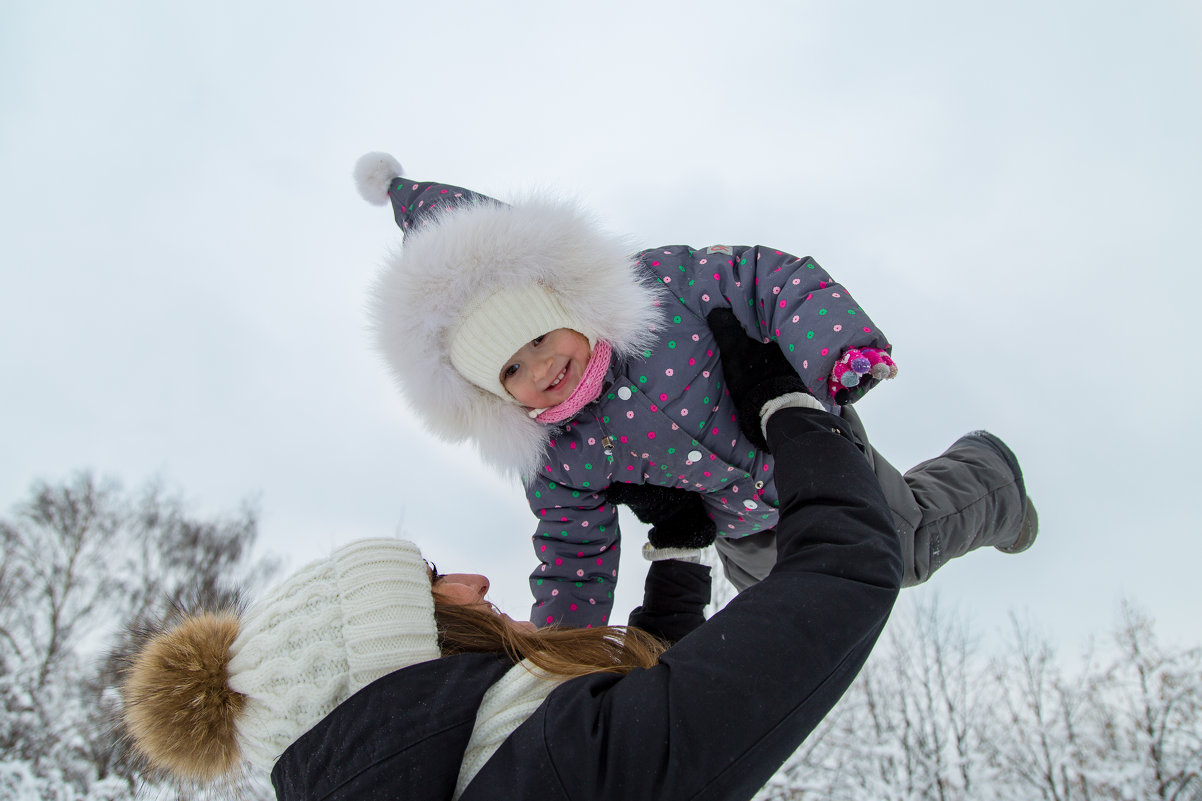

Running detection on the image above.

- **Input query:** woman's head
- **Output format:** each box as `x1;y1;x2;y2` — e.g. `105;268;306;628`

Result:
119;538;662;784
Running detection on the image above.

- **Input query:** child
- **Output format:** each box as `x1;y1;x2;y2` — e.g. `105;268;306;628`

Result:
357;152;1037;630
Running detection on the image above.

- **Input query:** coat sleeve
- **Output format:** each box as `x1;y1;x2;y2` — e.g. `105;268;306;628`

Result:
626;559;712;645
471;407;903;801
525;473;622;629
645;245;892;404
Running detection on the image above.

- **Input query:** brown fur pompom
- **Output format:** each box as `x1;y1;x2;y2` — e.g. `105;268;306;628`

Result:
121;611;247;782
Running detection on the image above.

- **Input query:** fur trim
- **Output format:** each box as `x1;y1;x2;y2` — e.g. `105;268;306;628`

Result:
121;611;246;782
370;195;665;478
354;152;404;206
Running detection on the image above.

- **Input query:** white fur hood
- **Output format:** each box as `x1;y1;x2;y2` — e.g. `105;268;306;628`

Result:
369;184;664;479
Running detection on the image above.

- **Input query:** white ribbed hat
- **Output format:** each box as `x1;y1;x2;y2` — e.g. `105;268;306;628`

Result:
225;538;439;770
449;284;592;400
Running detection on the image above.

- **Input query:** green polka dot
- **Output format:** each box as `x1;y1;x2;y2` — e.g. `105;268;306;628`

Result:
603;416;610;423
643;349;652;358
536;579;544;585
748;451;755;459
703;396;710;404
673;315;682;324
668;448;676;454
688;279;695;286
848;309;857;315
571;491;580;498
584;463;592;470
806;331;815;339
582;481;590;487
818;309;827;316
607;393;615;399
740;258;747;265
678;264;686;272
639;376;647;383
534;490;542;498
549;482;557;489
788;343;795;352
668;341;676;348
575;581;583;587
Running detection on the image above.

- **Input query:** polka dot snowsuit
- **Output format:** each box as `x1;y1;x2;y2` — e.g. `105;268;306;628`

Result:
529;244;889;628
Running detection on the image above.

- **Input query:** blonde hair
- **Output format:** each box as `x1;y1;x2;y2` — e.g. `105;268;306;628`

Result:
434;597;665;678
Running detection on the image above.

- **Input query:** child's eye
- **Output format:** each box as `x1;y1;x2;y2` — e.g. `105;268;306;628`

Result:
502;363;519;381
532;334;546;346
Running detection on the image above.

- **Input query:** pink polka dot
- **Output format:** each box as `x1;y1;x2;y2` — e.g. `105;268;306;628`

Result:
650;403;658;412
792;278;801;285
821;348;830;356
576;569;585;577
692;334;700;341
588;437;596;445
626;410;635;419
660;393;668;401
792;315;800;323
702;294;710;302
713;273;721;280
665;368;674;376
596;558;604;565
832;292;841;298
555;558;563;566
547;616;555;624
651;261;661;266
570;603;578;611
663;276;671;283
648;431;656;439
863;327;872;333
773;286;781;294
681;408;689;416
620;435;628;443
700;258;707;264
834;324;842;332
779;299;787;307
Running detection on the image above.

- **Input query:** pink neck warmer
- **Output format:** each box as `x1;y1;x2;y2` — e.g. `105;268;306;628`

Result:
531;340;612;425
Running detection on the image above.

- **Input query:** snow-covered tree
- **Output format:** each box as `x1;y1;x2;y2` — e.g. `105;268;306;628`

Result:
0;471;277;800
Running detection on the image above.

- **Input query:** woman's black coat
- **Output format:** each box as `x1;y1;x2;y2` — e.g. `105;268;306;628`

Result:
272;408;903;801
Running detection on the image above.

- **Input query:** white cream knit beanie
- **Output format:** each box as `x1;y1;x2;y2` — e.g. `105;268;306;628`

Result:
227;538;439;770
449;284;594;400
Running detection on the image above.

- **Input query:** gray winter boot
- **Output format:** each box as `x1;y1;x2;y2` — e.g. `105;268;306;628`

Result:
957;430;1038;555
997;496;1039;554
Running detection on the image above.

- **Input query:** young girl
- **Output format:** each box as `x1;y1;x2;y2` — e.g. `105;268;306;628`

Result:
357;152;1037;630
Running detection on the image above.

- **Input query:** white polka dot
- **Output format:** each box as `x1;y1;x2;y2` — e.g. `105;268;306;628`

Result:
743;500;758;510
617;387;632;400
688;450;703;462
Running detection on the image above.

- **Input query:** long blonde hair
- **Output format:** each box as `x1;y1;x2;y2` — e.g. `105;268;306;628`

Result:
434;598;666;679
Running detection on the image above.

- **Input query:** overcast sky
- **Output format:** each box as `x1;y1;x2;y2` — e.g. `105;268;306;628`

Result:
3;0;1200;657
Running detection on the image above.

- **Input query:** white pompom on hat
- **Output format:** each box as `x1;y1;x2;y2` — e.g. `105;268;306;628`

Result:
354;152;405;206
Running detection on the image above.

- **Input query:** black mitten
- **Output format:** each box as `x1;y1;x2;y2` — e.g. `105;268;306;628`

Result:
606;482;718;549
705;308;810;451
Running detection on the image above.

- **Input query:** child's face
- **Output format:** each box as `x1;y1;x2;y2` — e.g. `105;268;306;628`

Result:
500;328;592;409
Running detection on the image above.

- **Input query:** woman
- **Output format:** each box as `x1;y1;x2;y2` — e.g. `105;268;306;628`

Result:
119;329;903;801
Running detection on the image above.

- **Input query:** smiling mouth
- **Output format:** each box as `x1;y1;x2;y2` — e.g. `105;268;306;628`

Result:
547;368;568;391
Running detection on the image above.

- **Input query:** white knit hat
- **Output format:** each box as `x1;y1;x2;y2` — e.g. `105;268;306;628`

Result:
120;538;440;780
449;285;593;400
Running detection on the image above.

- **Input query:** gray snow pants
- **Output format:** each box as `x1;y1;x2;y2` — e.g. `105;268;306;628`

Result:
715;406;1028;591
